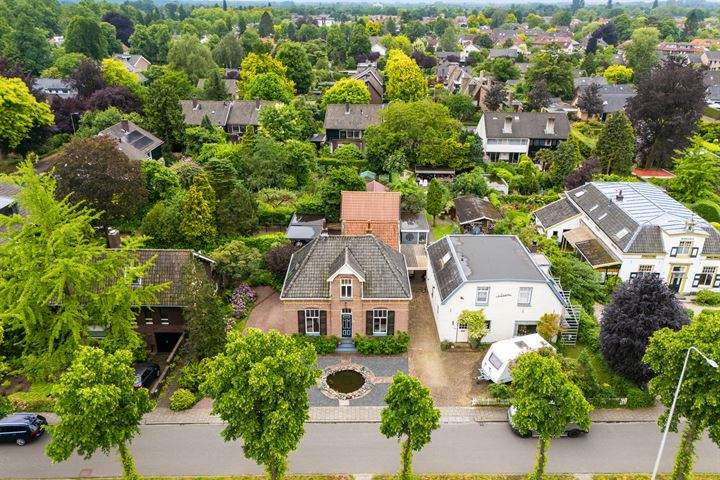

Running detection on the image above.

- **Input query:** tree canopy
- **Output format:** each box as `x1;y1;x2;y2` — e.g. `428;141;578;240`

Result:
321;78;371;107
385;49;428;102
0;77;54;150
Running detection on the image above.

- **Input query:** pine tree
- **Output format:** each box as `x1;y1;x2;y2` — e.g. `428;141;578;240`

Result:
240;125;256;150
426;178;445;226
218;183;258;236
183;259;226;359
259;11;274;38
180;185;216;245
203;69;228;100
595;111;635;175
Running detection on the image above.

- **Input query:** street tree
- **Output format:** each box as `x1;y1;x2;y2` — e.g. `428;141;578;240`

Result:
624;27;660;80
601;274;689;385
202;329;319;480
183;259;226;359
46;347;152;480
426;178;445;226
318;166;366;222
595;111;635;175
644;311;720;479
54;136;148;230
511;352;592;480
65;16;107;60
167;34;217;83
385;49;427;102
576;83;604;119
626;57;706;168
320;78;371;107
275;42;314;94
669;137;720;203
0;77;54;150
380;373;440;480
484;83;506;111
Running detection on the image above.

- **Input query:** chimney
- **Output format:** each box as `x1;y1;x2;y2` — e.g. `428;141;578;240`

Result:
120;119;129;132
107;229;121;248
366;221;373;234
616;189;623;203
545;117;555;135
460;75;470;93
255;98;260;110
192;98;199;110
530;240;538;253
345;101;350;114
502;116;513;134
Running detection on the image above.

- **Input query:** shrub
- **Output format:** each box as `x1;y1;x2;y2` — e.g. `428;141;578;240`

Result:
265;243;297;277
488;383;513;400
170;388;198;411
577;307;600;352
691;199;720;223
354;332;409;355
178;359;211;393
440;340;452;351
292;334;339;355
696;289;720;306
238;233;287;254
625;386;654;408
9;394;56;412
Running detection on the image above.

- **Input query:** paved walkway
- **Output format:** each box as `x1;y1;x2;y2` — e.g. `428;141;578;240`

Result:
245;286;285;333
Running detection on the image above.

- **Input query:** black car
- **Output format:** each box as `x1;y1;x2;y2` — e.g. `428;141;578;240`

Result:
0;413;48;446
134;363;160;390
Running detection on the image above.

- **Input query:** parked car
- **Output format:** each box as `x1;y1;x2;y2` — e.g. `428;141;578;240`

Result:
0;413;48;446
134;363;160;390
507;406;588;438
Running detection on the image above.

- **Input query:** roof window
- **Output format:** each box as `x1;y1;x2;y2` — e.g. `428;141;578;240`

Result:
574;190;585;197
616;228;629;239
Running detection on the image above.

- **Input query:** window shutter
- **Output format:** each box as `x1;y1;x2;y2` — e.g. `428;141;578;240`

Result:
670;247;678;257
714;274;720;288
388;311;395;336
297;310;305;334
693;274;701;288
366;310;373;336
691;247;699;258
319;311;327;336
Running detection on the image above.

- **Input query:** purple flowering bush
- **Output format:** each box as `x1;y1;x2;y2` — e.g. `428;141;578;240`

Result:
226;283;256;331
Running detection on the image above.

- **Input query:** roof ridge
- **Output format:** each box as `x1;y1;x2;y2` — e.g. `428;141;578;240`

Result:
370;235;411;298
284;237;321;293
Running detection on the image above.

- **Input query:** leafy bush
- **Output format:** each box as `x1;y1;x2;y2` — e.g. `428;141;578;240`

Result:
9;394;56;412
577;307;600;352
178;359;211;393
488;383;513;400
317;157;367;171
170;388;199;411
237;233;287;255
265;243;297;277
696;289;720;306
354;332;409;355
440;340;452;351
292;335;339;355
691;199;720;223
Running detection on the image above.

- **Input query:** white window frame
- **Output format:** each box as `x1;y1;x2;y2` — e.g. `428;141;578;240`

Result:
699;266;716;286
475;287;490;306
518;287;533;306
340;129;362;139
373;309;388;336
340;278;352;299
639;265;654;274
678;240;693;256
131;277;143;286
305;309;320;336
514;321;538;336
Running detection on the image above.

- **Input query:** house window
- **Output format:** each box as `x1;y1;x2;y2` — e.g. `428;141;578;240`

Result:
159;308;169;325
475;287;490;306
88;326;106;339
373;309;388;335
485;320;491;332
678;240;693;256
131;277;142;286
418;232;427;243
639;265;654;274
515;321;538;336
699;266;716;286
339;129;362;139
340;278;352;299
145;313;153;325
518;287;533;306
305;309;320;335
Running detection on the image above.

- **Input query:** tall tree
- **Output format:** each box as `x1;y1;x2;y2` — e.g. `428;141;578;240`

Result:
670;137;720;203
145;75;186;149
682;9;702;41
238;53;294;98
595;111;635;175
600;274;689;385
129;24;172;63
212;32;245;69
0;162;163;380
54;137;149;230
511;352;593;480
4;14;52;75
183;259;226;358
65;16;107;60
326;25;348;65
527;80;551;111
203;69;229;100
380;373;440;480
624;27;660;80
626;57;706;168
180;184;216;246
202;329;319;480
549;140;581;187
526;44;575;99
259;11;274;38
320;78;371;107
576;83;604;119
0;77;54;150
70;59;106;98
426;178;445;226
440;93;476;121
644;311;720;479
101;12;134;45
318;166;366;222
386;49;428;102
275;42;314;94
167;34;217;83
46;347;152;480
348;23;372;60
484;83;506;111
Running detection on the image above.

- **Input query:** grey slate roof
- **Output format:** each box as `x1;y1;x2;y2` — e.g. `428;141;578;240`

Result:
33;78;77;99
181;100;231;126
574;76;608;89
323;103;385;131
196;78;239;97
482;112;570;140
534;197;579;228
488;48;519;59
427;235;548;302
98;120;163;161
453;195;503;224
281;235;411;299
226;99;278;126
625;225;665;254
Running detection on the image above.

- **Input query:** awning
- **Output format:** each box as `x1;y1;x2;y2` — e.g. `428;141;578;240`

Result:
564;225;621;268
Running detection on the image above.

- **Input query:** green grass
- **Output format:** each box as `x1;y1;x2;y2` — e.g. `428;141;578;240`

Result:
704;106;720;119
558;345;613;385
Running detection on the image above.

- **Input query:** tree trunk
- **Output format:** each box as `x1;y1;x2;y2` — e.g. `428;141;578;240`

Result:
534;437;549;480
401;436;413;480
269;460;277;480
118;442;138;480
432;215;436;226
672;421;701;480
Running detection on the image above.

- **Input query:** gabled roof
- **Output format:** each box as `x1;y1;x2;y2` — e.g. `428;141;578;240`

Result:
341;191;400;222
196;78;239;96
181;100;231;126
453;195;503;224
366;180;389;192
324;103;385;130
482;112;570;140
488;48;519;59
226;99;278;126
574;76;608;89
281;235;411;299
533;197;580;229
98;120;163;161
328;246;365;281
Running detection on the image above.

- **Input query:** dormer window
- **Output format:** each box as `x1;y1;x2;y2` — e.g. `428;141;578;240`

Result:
341;278;352;299
131;277;142;286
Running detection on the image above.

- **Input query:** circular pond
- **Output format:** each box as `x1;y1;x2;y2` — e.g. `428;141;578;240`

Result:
326;369;366;394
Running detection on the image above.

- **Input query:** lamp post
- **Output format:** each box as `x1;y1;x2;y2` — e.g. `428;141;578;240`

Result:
650;346;718;480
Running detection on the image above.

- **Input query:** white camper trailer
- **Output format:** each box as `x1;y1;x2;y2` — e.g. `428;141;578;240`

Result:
478;334;555;384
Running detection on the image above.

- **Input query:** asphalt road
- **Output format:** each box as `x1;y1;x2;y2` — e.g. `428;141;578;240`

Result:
2;423;719;477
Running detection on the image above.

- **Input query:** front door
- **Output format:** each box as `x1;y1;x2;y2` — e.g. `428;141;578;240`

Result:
341;311;352;338
669;266;687;292
456;322;469;343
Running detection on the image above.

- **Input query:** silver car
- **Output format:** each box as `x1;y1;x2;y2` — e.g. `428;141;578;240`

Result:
507;406;588;438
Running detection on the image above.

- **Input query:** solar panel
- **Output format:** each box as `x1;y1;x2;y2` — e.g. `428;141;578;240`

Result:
126;131;143;142
132;136;153;150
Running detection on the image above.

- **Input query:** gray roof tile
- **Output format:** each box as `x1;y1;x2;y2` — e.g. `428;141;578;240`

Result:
323;103;385;130
482;112;570;140
533;197;579;228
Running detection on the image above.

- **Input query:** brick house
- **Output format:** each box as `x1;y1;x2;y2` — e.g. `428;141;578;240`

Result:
341;191;401;250
280;235;412;341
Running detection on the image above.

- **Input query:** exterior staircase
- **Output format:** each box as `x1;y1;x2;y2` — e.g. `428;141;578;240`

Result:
335;338;357;353
552;277;580;345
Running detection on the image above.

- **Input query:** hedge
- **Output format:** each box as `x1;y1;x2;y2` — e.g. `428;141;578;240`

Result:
354;332;409;355
317;157;368;171
691;199;720;223
178;359;211;393
704;106;720;120
170;388;199;411
237;233;287;254
292;335;339;355
696;289;720;306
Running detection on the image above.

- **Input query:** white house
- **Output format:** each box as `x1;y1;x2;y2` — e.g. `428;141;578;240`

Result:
425;235;572;344
533;182;720;294
370;36;387;57
475;112;570;162
460;43;481;62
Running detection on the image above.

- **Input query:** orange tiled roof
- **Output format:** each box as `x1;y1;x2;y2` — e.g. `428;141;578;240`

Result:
341;191;400;222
